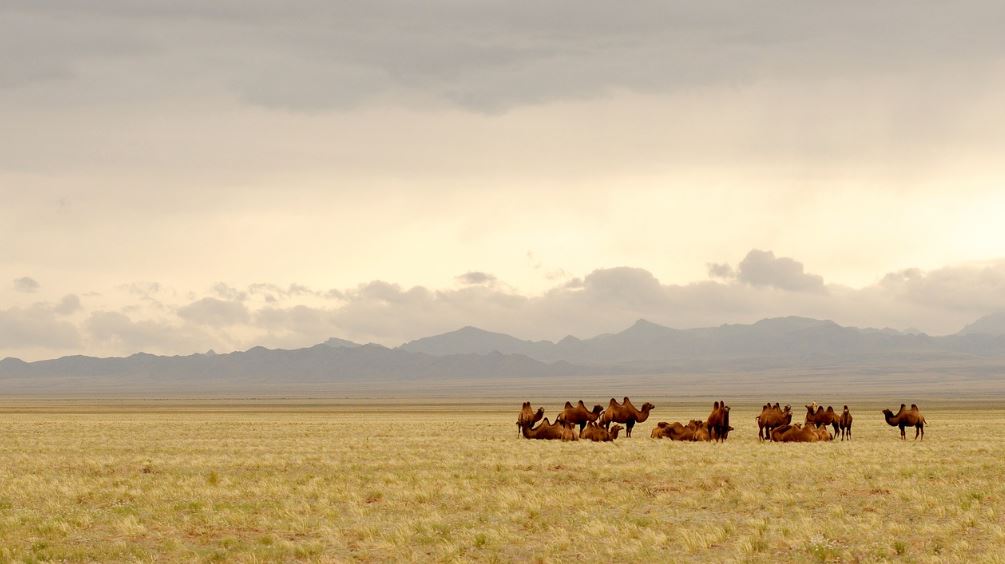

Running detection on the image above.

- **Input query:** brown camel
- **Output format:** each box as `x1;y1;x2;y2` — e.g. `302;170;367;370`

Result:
691;421;712;442
516;401;545;437
557;400;605;433
581;421;623;442
838;405;853;441
651;421;698;441
522;418;578;441
805;404;840;437
706;400;731;442
599;397;654;438
773;423;821;442
756;403;792;441
882;404;926;440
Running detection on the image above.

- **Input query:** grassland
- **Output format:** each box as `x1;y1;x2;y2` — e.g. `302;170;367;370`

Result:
1;400;1003;562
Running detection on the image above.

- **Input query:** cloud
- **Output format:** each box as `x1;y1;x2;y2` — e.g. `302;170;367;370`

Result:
0;305;81;352
84;311;213;353
9;250;1005;360
5;2;1005;112
177;297;250;327
52;294;82;315
736;250;825;293
456;271;496;286
13;276;40;293
706;262;735;280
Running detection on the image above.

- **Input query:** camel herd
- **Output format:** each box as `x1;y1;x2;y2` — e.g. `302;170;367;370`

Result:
516;399;928;442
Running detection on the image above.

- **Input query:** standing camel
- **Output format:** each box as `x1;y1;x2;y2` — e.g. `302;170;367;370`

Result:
838;406;853;441
882;404;926;440
706;400;731;442
598;397;654;438
516;402;545;437
556;401;604;433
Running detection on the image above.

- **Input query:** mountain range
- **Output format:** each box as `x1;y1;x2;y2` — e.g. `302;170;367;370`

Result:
3;314;1005;396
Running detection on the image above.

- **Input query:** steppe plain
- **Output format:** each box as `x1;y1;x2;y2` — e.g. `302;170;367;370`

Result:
1;396;1003;562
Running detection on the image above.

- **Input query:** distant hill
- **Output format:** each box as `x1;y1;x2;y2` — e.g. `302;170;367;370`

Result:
4;315;1005;396
958;312;1005;336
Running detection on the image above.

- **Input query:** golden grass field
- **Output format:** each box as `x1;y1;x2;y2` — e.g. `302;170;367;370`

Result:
1;399;1003;562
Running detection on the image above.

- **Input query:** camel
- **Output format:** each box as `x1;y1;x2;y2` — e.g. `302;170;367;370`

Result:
815;426;833;441
651;420;699;441
556;400;605;433
882;404;926;440
516;402;545;437
773;423;821;443
521;418;578;441
598;397;654;438
756;403;792;441
805;404;840;437
691;421;712;442
838;405;853;441
706;400;731;442
581;421;623;442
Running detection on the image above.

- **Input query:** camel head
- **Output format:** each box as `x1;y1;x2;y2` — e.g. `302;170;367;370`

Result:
641;402;655;412
783;404;791;413
591;404;604;415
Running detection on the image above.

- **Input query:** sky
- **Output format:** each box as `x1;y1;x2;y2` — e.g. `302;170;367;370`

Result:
3;1;1005;360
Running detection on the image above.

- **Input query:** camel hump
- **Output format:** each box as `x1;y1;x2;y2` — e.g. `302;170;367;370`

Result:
713;401;720;409
564;401;573;409
910;404;919;411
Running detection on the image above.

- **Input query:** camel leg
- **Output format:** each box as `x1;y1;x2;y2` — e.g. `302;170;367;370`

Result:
580;422;586;434
900;424;906;440
626;420;635;438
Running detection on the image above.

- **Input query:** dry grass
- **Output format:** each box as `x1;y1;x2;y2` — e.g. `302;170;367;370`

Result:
1;401;1003;562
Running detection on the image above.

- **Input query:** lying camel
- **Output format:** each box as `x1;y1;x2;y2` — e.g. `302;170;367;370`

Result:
838;406;853;441
556;400;604;433
651;420;697;441
805;404;840;437
521;418;578;441
882;404;926;440
706;400;731;442
581;421;623;442
692;421;712;442
756;403;792;441
772;423;820;443
599;397;654;438
516;401;545;437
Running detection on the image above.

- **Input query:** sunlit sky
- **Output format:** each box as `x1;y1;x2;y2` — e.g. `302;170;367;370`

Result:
3;2;1005;360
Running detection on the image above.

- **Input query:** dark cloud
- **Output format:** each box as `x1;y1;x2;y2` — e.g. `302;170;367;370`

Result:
4;2;1005;112
13;276;39;293
456;271;496;286
736;250;825;293
177;297;250;326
